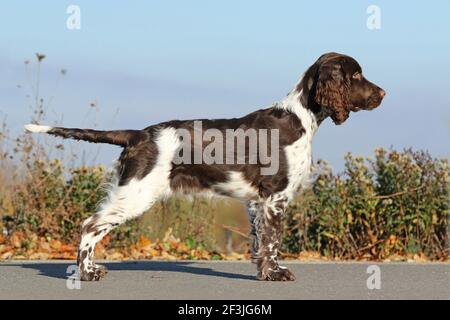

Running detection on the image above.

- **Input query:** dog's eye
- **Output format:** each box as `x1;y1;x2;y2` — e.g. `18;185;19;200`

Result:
352;72;362;80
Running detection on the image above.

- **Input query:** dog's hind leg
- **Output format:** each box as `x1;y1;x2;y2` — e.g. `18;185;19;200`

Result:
77;127;180;281
77;205;126;281
77;177;164;281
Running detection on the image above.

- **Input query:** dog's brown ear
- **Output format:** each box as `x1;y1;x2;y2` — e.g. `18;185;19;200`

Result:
315;60;350;124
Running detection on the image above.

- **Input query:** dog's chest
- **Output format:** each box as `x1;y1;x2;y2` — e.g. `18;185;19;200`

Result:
283;135;313;198
282;107;317;200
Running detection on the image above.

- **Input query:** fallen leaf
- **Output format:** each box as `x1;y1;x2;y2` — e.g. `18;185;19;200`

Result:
100;235;111;246
138;235;151;248
10;232;23;248
39;241;51;252
29;252;50;260
60;244;76;253
50;239;62;250
105;252;123;260
1;251;13;260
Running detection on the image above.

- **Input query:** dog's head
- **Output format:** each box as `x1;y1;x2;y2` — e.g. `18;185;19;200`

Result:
299;52;385;125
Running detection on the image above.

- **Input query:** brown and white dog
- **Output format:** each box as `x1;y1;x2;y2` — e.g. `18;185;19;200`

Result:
25;52;385;281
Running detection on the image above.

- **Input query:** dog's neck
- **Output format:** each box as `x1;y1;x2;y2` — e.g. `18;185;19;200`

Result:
275;75;331;135
275;90;318;137
278;74;330;128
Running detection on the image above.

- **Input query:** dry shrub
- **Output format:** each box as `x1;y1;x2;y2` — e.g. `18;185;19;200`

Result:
283;148;449;260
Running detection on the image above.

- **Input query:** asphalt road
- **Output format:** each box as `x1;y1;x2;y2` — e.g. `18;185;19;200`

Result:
0;260;448;299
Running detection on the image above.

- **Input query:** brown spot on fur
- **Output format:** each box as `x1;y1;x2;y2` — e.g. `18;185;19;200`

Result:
77;249;88;273
83;215;100;234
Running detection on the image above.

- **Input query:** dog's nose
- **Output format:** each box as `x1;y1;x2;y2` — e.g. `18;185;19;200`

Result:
379;89;386;98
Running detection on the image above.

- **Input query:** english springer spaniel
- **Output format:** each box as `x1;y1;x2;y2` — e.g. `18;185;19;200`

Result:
25;52;385;281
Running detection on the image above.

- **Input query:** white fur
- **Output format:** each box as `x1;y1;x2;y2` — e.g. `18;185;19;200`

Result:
107;127;178;216
277;86;318;201
213;171;258;200
24;124;53;133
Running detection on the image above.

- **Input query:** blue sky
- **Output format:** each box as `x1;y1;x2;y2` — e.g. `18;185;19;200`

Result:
1;1;449;170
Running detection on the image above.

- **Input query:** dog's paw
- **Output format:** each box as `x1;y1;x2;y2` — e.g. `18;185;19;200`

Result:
257;266;296;281
79;264;108;281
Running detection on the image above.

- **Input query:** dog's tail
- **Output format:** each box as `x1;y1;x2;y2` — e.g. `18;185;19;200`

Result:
24;124;142;147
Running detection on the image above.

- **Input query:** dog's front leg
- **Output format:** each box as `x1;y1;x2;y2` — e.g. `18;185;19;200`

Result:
246;200;261;263
255;194;296;281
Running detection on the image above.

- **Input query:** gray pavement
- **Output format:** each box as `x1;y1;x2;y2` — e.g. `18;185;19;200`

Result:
0;260;448;299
